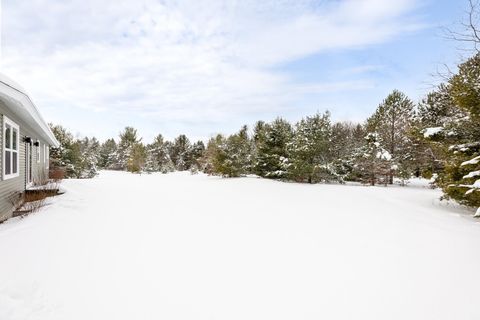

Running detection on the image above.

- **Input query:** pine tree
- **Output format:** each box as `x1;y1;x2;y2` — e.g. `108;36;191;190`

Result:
233;125;252;173
68;137;100;178
49;124;84;178
201;134;226;175
252;120;266;173
409;85;463;178
49;124;73;168
252;121;267;148
254;118;293;179
190;140;206;172
221;125;252;177
49;126;101;179
127;143;146;173
367;90;415;183
98;138;117;169
417;84;461;128
432;54;480;215
353;133;393;186
116;127;141;171
288;112;336;183
201;126;252;177
330;122;366;180
170;134;192;171
145;134;174;173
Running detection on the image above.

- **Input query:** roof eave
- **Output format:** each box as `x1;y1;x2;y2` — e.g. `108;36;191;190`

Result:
0;79;60;148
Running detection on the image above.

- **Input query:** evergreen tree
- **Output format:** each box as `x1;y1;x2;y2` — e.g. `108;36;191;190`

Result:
201;134;226;175
330;122;366;180
201;126;252;177
367;90;415;183
417;84;460;128
353;133;393;186
221;125;252;177
49;124;83;178
190;140;206;171
170;134;192;171
288;112;336;183
98;138;117;169
409;85;463;178
252;120;266;173
116;127;142;171
145;134;174;173
49;124;73;168
252;121;267;148
234;125;252;173
128;143;146;173
49;124;101;179
75;137;100;178
432;54;480;215
254;118;293;179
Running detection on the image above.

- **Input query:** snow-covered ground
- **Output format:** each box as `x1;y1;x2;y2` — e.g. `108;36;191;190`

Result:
1;171;479;320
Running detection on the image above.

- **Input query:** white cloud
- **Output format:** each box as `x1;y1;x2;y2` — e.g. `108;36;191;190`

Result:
0;0;423;140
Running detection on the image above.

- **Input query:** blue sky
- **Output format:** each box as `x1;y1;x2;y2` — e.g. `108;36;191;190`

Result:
0;0;469;142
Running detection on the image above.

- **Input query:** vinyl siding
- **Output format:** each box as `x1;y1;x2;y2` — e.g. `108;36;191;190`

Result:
0;101;50;222
0;114;25;221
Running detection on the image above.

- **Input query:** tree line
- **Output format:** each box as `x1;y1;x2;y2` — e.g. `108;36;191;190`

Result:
49;53;480;216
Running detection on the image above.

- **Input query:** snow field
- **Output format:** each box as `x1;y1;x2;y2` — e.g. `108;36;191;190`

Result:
0;171;479;320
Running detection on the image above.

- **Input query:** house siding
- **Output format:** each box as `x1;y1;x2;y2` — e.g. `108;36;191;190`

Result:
0;101;51;222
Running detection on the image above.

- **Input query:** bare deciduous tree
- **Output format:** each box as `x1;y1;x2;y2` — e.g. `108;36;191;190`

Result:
445;0;480;53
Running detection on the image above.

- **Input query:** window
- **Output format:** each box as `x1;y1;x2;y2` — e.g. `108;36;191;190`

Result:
36;140;40;163
44;145;49;169
3;116;20;180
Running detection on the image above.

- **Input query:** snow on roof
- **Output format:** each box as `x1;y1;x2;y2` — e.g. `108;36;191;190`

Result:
0;72;59;147
0;73;27;94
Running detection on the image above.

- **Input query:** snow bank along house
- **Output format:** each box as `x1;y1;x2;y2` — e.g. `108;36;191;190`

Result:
0;74;59;222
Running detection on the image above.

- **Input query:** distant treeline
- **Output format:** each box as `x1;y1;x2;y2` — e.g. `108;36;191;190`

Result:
49;53;480;215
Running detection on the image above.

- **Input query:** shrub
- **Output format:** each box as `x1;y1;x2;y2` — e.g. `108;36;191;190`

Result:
14;181;61;218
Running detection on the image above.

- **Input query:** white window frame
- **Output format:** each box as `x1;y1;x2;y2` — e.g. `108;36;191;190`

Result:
36;140;41;163
44;145;49;169
3;116;20;180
